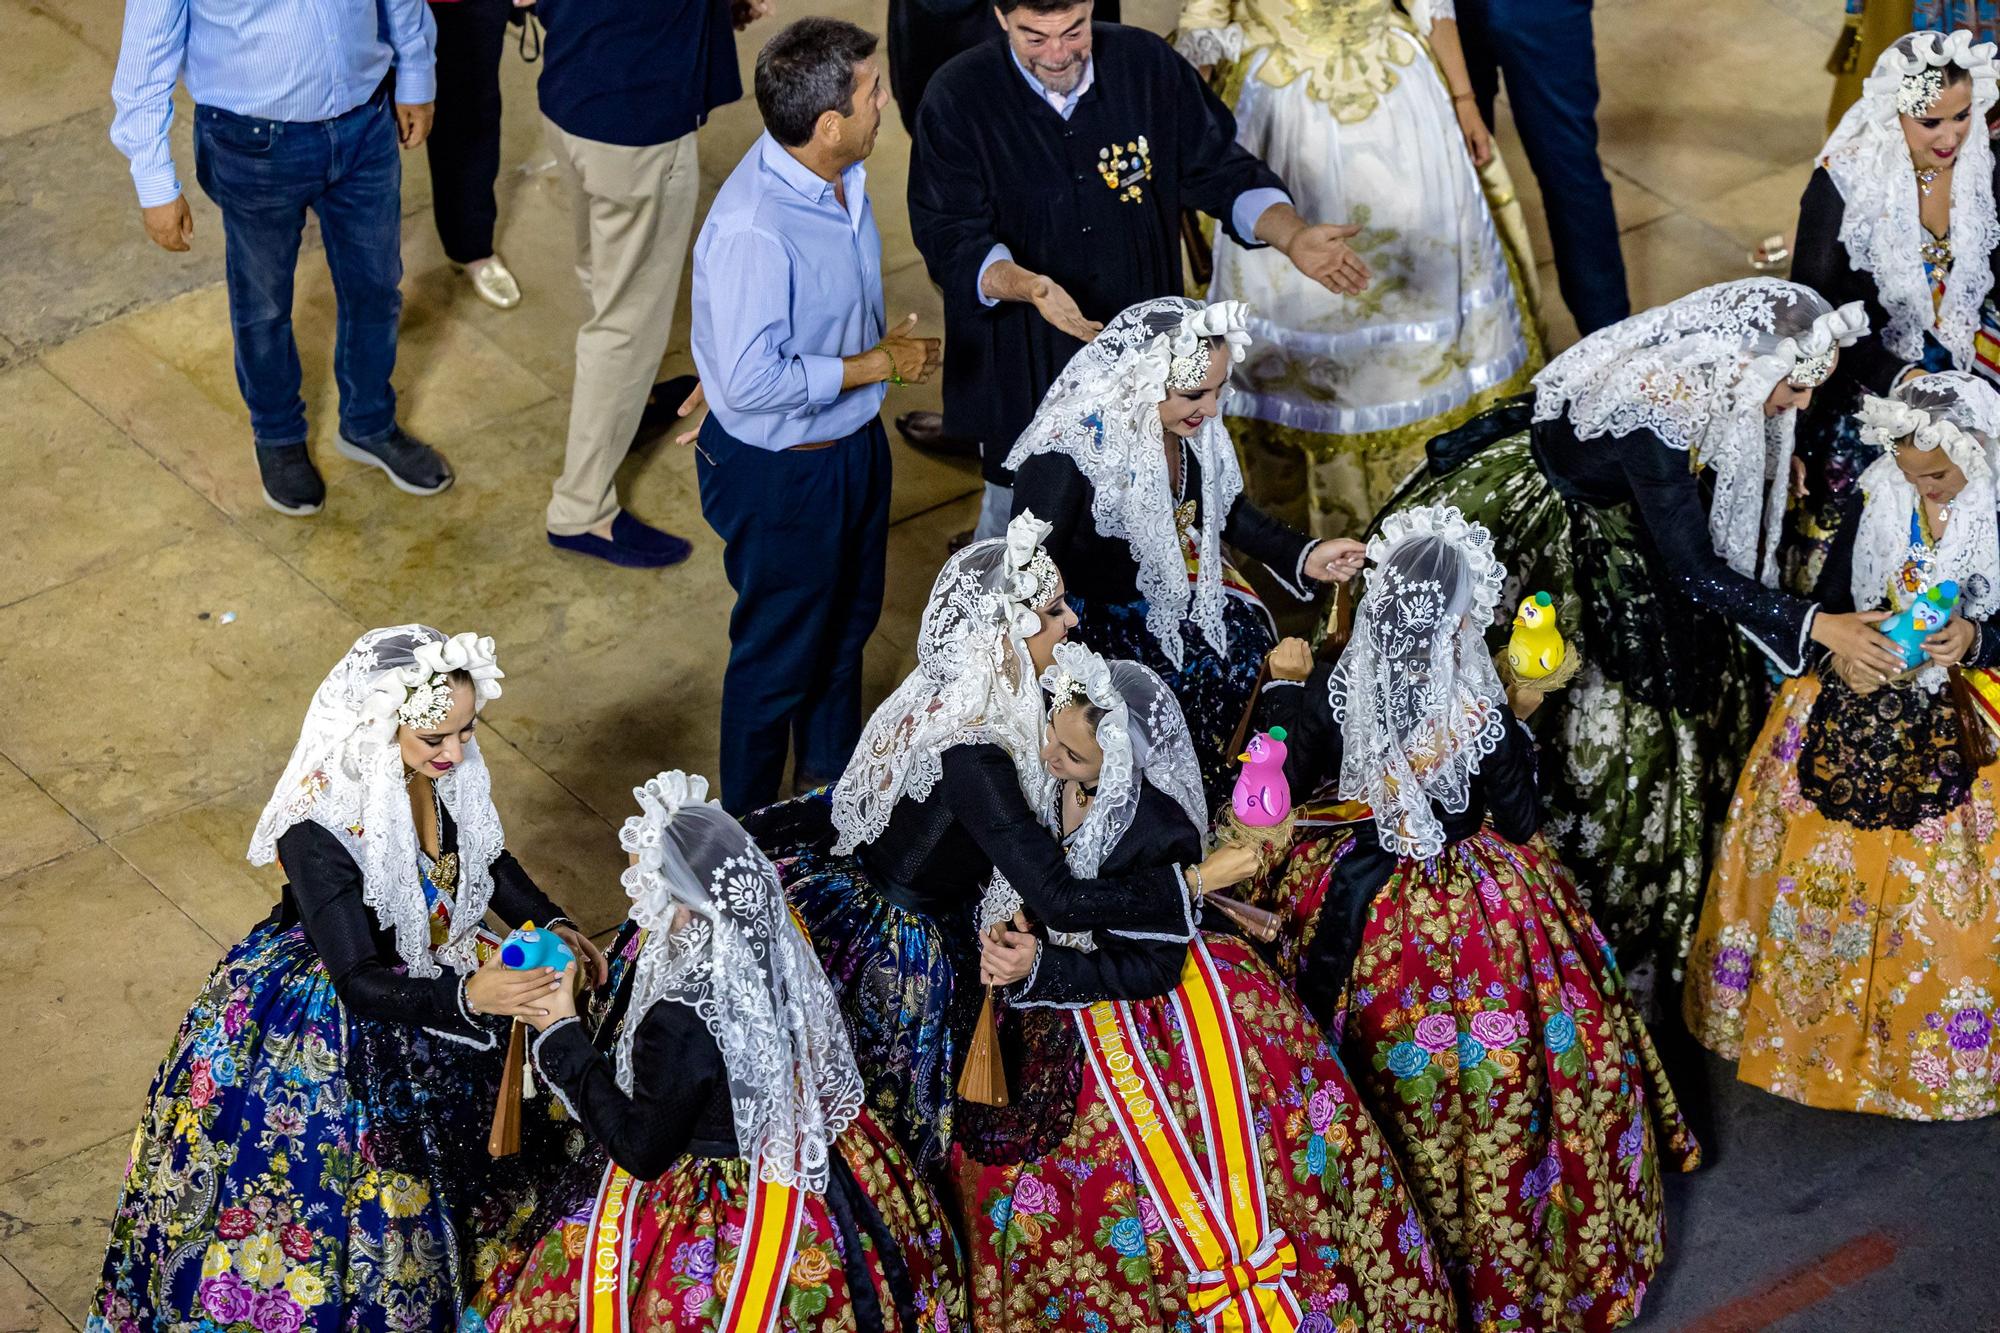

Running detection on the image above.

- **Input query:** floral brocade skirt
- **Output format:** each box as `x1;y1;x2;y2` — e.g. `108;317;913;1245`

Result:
949;934;1459;1333
467;1113;967;1333
774;838;979;1178
1378;412;1762;975
1070;590;1275;810
92;921;539;1333
1685;675;2000;1119
1341;831;1699;1333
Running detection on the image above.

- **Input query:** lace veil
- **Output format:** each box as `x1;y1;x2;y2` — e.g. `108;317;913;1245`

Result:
1851;372;2000;660
830;512;1062;853
1821;31;2000;368
616;771;863;1192
1532;278;1868;586
1003;296;1255;669
1330;505;1509;861
978;642;1207;946
247;625;507;978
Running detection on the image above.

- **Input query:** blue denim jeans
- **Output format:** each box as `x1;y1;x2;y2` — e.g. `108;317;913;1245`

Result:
194;89;403;448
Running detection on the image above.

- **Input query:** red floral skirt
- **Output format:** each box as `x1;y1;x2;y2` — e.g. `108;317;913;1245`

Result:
468;1112;965;1333
1342;831;1700;1333
950;934;1458;1333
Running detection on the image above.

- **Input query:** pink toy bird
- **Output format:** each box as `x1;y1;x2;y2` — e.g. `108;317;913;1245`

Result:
1232;727;1292;827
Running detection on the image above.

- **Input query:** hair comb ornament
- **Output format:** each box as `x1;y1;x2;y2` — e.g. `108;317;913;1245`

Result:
1778;300;1868;387
397;674;457;730
1898;64;1948;117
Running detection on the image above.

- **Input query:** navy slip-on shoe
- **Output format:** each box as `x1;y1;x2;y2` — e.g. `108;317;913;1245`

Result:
611;510;695;561
547;526;691;569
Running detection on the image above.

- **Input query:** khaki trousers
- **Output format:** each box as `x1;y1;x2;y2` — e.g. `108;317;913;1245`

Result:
542;118;700;534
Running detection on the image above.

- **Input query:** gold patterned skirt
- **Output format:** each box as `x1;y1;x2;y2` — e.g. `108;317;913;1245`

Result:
1685;674;2000;1120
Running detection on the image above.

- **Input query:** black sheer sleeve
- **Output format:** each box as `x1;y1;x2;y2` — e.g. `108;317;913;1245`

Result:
1015;936;1186;1007
1620;429;1818;673
1481;719;1543;845
1168;41;1286;247
1012;453;1097;582
276;822;489;1040
489;852;566;929
1221;493;1316;597
942;746;1192;937
531;1004;729;1180
1810;490;1865;616
1970;620;2000;668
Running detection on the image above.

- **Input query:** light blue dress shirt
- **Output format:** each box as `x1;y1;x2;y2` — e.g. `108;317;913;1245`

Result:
111;0;437;207
691;133;888;451
975;50;1291;306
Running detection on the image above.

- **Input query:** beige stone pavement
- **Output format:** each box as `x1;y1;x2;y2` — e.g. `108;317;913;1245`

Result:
0;0;1842;1323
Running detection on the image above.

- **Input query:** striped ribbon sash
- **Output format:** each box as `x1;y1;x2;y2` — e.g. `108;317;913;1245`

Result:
1182;529;1264;608
1075;938;1302;1333
578;1161;805;1333
1961;666;2000;745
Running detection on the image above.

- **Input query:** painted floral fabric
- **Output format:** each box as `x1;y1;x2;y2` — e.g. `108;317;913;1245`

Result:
466;1109;966;1333
1685;674;2000;1120
950;933;1458;1333
1342;831;1699;1333
91;920;517;1333
1377;415;1760;976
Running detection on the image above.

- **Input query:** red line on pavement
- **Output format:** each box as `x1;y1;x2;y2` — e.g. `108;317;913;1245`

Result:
1680;1231;1899;1333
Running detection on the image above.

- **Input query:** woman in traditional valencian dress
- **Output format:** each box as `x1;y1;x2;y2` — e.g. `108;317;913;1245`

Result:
92;626;606;1333
753;513;1252;1174
1175;0;1544;538
956;641;1456;1333
1255;506;1699;1332
468;772;966;1333
1790;29;2000;591
1688;372;2000;1121
1374;279;1884;978
1006;296;1365;804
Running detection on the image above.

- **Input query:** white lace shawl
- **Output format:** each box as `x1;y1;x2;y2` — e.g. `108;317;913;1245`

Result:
1821;31;2000;367
1003;297;1256;669
247;625;506;979
830;512;1059;854
616;772;863;1192
1531;279;1868;586
1330;505;1508;861
1850;375;2000;694
978;644;1208;947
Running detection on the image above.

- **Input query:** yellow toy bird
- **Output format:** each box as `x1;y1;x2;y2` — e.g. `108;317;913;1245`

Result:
1506;591;1565;680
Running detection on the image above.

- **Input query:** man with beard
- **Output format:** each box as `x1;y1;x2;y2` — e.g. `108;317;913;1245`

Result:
908;0;1371;541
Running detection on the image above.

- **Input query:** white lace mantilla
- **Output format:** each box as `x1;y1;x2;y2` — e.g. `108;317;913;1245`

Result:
247;625;507;979
1004;297;1256;669
1330;505;1508;861
830;512;1059;853
1532;279;1867;586
617;772;863;1192
1822;31;2000;368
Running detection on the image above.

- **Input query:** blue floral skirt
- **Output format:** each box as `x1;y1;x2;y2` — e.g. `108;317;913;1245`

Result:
1069;591;1274;809
769;828;978;1179
91;920;544;1333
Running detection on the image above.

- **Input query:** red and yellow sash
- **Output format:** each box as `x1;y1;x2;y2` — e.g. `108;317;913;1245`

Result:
1075;938;1302;1333
1961;667;2000;747
1182;528;1264;610
578;1161;805;1333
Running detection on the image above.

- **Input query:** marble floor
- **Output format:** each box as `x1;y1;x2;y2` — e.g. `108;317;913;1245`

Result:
2;0;1992;1328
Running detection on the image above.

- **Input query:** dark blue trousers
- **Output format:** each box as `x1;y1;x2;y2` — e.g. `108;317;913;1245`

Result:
696;416;891;814
1456;0;1630;335
193;86;403;449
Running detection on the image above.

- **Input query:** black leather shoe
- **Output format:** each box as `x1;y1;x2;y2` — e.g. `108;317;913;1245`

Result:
337;426;454;496
896;411;981;460
257;444;326;516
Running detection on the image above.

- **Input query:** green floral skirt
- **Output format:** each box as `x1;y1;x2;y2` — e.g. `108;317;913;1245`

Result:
1375;407;1761;976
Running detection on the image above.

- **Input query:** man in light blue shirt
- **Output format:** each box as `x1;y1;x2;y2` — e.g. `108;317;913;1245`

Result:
110;0;450;516
690;17;939;813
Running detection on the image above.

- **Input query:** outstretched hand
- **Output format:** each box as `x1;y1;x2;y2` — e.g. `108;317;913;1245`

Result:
1281;222;1370;295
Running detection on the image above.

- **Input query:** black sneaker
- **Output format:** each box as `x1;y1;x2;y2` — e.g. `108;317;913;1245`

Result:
336;426;454;496
257;444;326;516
